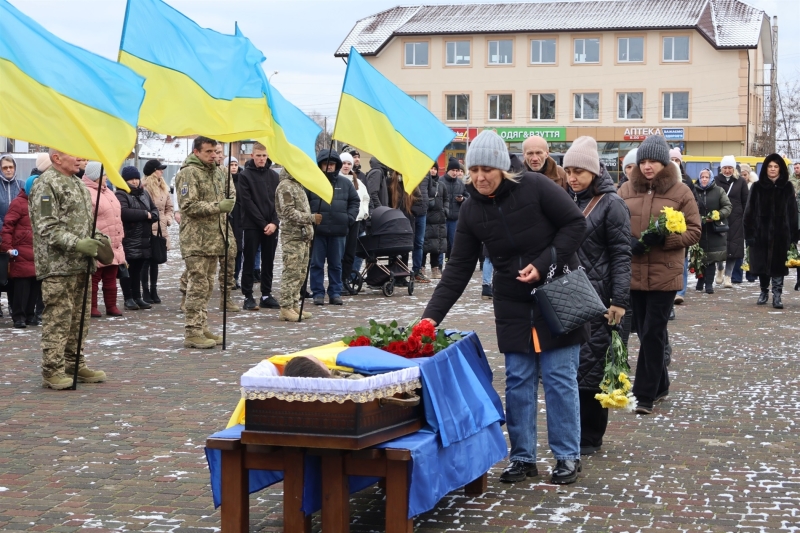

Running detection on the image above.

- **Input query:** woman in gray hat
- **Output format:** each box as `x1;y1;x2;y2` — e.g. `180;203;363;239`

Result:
422;130;588;485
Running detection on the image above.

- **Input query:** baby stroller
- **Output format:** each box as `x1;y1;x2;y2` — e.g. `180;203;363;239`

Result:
347;206;415;297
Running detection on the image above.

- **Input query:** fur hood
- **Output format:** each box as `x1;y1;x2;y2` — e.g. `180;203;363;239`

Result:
629;160;682;195
755;153;790;190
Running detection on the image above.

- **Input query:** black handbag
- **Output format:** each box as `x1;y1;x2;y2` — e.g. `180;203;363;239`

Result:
532;247;608;337
150;223;168;265
117;263;130;279
711;219;729;234
0;251;8;287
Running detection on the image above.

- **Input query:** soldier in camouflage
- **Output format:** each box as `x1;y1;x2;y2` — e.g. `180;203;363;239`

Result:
174;137;234;348
29;149;109;390
275;168;320;321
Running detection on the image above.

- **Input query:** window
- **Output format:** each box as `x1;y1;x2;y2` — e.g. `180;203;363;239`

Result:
663;92;689;119
446;41;471;65
574;92;599;120
617;92;643;120
618;37;644;62
530;93;556;120
574;38;600;63
446;94;470;121
409;94;429;108
404;41;428;66
663;36;689;61
488;39;513;64
488;94;512;121
531;39;556;64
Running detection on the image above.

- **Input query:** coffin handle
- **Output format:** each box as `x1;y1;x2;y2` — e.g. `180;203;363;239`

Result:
379;392;420;407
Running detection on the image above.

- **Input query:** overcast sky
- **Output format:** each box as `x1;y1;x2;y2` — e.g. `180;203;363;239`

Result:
10;0;800;127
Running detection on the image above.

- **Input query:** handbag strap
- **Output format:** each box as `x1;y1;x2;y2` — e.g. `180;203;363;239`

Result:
581;194;605;218
545;246;572;283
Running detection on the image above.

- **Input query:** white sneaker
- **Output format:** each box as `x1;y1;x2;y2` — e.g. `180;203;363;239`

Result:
715;269;724;285
723;276;733;288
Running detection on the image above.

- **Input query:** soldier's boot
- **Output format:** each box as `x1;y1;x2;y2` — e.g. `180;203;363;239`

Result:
65;366;107;383
203;329;223;346
42;374;74;390
279;307;301;322
220;296;240;313
184;336;216;349
180;291;186;313
293;306;312;319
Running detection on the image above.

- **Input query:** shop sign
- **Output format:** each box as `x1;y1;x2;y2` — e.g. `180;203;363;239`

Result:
451;128;479;142
492;127;566;141
623;127;663;141
662;128;685;140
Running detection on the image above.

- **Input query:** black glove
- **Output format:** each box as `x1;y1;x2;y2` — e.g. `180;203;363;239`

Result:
630;236;646;255
745;237;756;247
641;232;666;247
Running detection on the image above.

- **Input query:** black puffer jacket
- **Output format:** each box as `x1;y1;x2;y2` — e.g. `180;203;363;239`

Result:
714;172;748;259
423;172;588;354
424;175;449;254
237;158;280;231
442;174;468;221
116;186;159;261
568;168;632;391
306;150;359;237
365;157;388;213
410;175;430;217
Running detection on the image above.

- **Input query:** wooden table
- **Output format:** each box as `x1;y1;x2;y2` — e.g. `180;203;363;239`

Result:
206;435;488;533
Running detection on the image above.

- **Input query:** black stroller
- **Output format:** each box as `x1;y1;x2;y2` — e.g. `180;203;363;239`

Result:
347;206;415;297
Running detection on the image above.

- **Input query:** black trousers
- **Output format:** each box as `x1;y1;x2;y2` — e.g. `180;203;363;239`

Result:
579;388;608;448
630;290;675;409
242;229;278;298
120;257;145;300
140;259;159;293
11;277;40;323
341;221;360;283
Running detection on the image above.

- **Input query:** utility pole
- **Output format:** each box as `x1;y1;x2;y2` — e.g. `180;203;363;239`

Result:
768;16;778;154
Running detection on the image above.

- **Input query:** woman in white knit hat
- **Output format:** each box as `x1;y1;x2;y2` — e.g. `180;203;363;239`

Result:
713;155;749;288
422;129;588;485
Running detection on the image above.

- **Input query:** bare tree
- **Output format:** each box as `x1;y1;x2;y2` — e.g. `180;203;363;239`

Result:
308;111;334;153
777;73;800;159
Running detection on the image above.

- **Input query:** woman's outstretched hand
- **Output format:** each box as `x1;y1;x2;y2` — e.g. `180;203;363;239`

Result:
422;317;438;327
517;264;541;283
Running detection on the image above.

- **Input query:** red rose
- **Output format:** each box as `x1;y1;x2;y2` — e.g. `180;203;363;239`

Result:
413;321;436;340
355;336;371;347
396;342;410;357
421;343;434;356
406;335;422;354
385;341;403;354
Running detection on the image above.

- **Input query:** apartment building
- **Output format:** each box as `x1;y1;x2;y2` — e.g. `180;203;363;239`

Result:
336;0;773;176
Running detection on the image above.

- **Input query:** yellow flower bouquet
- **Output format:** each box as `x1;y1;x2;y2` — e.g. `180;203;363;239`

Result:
704;210;721;223
741;247;750;272
786;244;800;268
595;330;636;411
639;206;687;253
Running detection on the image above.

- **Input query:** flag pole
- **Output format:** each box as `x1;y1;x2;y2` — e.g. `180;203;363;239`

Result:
298;135;334;322
222;142;232;349
72;163;104;390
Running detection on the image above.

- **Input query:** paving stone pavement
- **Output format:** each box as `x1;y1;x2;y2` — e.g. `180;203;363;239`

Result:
2;230;800;532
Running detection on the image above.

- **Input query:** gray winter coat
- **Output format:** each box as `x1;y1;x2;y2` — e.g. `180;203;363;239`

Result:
695;180;732;264
365;157;388;213
442;175;468;221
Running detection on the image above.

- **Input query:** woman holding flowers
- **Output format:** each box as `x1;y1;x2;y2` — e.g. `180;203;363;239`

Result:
694;168;732;294
618;135;701;415
563;137;632;455
743;154;799;309
422;130;588;485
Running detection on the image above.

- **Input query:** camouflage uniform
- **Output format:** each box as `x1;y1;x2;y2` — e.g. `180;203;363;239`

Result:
29;167;102;378
275;169;314;310
174;155;229;339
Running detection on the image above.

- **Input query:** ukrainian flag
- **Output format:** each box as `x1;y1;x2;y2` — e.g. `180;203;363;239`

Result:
119;0;273;141
0;0;144;191
333;47;455;193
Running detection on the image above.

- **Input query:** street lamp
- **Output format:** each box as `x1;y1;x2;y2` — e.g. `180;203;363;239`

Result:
268;71;278;83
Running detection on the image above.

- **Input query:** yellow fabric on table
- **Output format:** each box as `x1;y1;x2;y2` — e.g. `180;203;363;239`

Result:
225;341;352;428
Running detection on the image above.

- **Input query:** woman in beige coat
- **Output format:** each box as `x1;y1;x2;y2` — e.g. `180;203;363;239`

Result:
141;159;174;304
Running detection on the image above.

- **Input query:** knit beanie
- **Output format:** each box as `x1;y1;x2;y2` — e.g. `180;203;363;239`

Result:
121;165;141;182
340;152;354;165
669;148;683;162
84;161;102;181
447;157;460;172
24;174;38;195
636;135;671;166
720;155;736;169
465;130;510;171
225;156;238;167
563;136;600;176
621;149;638;170
35;153;52;172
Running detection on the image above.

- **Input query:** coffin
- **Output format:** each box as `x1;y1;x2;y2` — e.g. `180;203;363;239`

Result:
240;366;424;450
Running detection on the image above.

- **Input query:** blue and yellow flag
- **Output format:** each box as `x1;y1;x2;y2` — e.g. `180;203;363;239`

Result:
333;47;455;193
119;0;273;141
0;0;144;191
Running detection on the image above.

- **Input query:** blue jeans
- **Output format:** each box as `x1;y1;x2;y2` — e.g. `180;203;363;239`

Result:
504;344;581;463
677;256;689;297
445;219;457;259
310;235;345;298
731;257;744;283
482;257;493;286
413;215;426;272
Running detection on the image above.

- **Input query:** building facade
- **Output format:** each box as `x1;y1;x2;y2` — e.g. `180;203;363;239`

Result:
336;0;773;178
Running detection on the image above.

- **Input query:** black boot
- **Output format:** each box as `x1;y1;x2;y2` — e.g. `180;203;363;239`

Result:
772;276;784;309
150;286;161;304
795;268;799;291
757;286;769;306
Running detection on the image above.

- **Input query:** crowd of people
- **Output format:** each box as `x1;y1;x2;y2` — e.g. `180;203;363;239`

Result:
1;133;798;491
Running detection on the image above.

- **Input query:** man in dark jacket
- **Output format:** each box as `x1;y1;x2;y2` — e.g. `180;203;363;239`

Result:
442;158;469;261
410;173;431;282
424;164;449;279
347;148;367;187
306;150;359;305
237;143;281;310
365;156;388;213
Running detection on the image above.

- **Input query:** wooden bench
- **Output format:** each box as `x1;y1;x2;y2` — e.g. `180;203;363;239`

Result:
206;436;488;533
